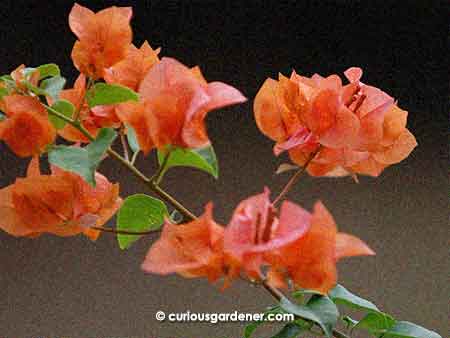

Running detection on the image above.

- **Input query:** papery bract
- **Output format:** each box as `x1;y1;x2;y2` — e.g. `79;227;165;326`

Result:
0;157;122;240
254;68;417;177
104;41;160;91
223;188;311;282
0;95;56;157
57;74;120;142
117;57;247;154
271;201;375;293
69;3;133;79
141;203;225;282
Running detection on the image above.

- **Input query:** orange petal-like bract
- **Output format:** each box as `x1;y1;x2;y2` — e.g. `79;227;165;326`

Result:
254;67;417;177
57;74;120;143
273;201;374;293
118;57;247;154
141;203;225;282
0;157;122;240
223;188;311;280
69;3;133;79
104;41;160;91
0;95;56;157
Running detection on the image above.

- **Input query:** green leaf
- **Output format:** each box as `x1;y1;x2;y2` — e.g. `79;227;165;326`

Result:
48;128;117;186
280;295;339;338
383;321;442;338
117;194;168;249
244;307;284;338
36;63;60;79
157;145;219;180
125;124;140;153
329;284;380;313
355;312;396;336
270;323;305;338
86;128;117;161
87;83;139;107
0;111;5;121
0;87;9;100
48;99;75;129
40;76;66;100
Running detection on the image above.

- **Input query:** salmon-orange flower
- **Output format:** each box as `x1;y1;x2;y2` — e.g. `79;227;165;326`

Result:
104;41;160;91
270;201;375;293
0;95;56;157
141;203;225;282
0;157;122;240
69;3;133;79
117;57;247;154
254;67;417;177
223;188;311;281
57;74;120;142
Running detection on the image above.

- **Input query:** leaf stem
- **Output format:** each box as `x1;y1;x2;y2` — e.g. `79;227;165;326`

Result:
272;146;322;206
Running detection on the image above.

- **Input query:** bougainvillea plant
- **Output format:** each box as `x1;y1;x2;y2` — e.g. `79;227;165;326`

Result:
0;4;442;338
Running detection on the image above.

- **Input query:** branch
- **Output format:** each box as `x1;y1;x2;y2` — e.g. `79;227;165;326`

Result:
272;146;322;206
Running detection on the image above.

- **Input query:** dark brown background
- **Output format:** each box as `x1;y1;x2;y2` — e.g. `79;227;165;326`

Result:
0;1;448;337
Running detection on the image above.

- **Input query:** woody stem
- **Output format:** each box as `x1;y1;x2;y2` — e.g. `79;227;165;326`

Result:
45;106;349;338
44;105;197;223
272;145;322;206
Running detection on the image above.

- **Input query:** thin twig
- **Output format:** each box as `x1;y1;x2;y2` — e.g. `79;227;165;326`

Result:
119;128;130;162
272;146;322;206
90;226;159;236
151;147;172;185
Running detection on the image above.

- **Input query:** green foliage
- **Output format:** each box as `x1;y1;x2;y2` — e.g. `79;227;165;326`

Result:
329;284;379;313
36;63;61;79
40;76;66;100
48;128;117;186
244;307;284;338
116;194;168;249
270;323;305;338
382;321;442;338
47;99;75;129
0;87;9;99
157;145;219;180
280;295;339;338
87;83;139;107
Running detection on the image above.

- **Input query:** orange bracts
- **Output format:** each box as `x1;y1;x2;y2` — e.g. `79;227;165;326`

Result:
57;74;120;143
254;67;417;177
117;57;247;154
104;41;160;91
0;95;56;157
69;3;133;79
223;188;311;281
141;203;225;282
268;201;375;293
143;189;373;294
0;157;122;240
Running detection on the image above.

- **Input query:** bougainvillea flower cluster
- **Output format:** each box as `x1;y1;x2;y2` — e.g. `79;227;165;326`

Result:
254;67;417;177
142;189;374;293
1;4;436;337
118;57;247;154
0;158;121;240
